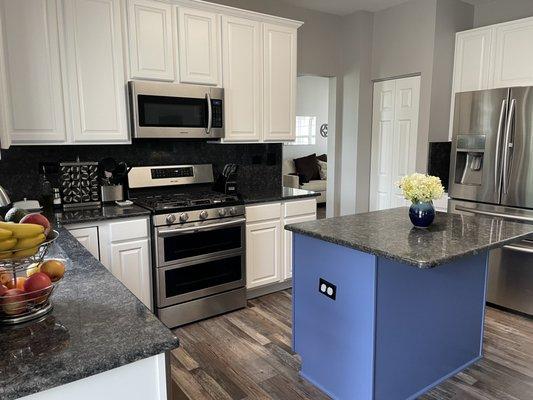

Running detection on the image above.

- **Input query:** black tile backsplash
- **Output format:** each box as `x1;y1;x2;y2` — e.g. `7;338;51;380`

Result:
427;141;451;192
0;140;282;202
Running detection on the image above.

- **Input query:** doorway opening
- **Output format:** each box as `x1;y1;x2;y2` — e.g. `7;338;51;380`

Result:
283;75;336;219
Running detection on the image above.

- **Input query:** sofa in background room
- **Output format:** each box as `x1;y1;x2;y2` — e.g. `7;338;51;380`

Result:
283;153;326;204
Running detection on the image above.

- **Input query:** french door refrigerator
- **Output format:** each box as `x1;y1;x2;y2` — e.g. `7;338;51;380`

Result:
449;87;533;316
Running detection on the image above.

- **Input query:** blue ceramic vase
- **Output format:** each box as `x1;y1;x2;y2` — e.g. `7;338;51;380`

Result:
409;201;435;228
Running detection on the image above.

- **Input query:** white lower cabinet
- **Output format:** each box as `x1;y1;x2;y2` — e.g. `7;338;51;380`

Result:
67;226;100;260
66;217;152;310
245;198;316;292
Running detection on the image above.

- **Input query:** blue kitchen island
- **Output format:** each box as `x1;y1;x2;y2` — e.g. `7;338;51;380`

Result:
285;207;533;400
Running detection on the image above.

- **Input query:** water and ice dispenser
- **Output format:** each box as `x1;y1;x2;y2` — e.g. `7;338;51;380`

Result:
453;134;486;186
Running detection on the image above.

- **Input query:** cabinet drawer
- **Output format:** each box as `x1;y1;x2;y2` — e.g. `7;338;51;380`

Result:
109;218;149;242
284;198;316;217
246;202;281;223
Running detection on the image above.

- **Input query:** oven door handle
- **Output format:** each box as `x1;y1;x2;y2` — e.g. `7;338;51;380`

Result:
158;217;246;236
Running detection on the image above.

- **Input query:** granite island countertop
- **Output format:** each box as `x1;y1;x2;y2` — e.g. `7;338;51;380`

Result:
0;226;179;400
242;187;319;205
285;207;533;268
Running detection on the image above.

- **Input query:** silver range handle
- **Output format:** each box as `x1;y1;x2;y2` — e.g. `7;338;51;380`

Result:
455;205;533;223
206;93;212;134
494;99;506;190
502;98;516;195
158;217;246;236
503;243;533;254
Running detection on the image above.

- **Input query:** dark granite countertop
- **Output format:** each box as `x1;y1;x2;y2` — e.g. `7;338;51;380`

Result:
53;204;151;226
242;187;319;205
0;227;179;400
285;207;533;268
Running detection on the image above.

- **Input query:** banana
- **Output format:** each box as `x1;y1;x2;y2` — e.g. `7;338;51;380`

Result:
16;234;46;250
0;251;13;260
0;222;44;239
12;246;39;259
0;238;17;251
0;228;13;240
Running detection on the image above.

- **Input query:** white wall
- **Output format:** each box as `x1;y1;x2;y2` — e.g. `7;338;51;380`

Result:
283;76;329;162
474;0;533;27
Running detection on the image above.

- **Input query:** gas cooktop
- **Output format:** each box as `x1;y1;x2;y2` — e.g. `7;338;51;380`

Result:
132;191;242;213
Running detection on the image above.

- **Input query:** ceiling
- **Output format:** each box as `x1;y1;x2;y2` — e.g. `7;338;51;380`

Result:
280;0;497;16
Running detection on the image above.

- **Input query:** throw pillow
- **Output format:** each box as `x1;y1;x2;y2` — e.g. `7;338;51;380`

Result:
294;154;320;182
317;160;327;180
317;154;327;162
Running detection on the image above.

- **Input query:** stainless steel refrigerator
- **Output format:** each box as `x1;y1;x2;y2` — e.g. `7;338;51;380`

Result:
448;87;533;316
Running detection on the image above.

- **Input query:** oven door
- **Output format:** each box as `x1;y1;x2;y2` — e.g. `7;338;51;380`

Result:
156;252;245;307
155;217;245;268
129;80;224;139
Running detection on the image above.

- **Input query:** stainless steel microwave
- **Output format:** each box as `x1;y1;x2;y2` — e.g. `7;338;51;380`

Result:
128;80;224;139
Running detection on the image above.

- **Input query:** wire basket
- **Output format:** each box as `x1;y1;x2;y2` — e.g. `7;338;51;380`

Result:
0;230;62;325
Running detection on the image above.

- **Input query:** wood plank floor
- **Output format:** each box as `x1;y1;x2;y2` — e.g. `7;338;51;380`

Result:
170;290;533;400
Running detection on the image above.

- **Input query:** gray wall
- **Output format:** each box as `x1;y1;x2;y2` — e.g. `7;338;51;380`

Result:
474;0;533;27
429;0;474;142
371;0;437;174
338;11;374;215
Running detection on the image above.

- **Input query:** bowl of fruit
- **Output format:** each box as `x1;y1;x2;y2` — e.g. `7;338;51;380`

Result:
0;209;66;324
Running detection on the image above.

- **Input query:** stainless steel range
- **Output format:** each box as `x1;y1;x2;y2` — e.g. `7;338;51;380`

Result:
128;164;246;328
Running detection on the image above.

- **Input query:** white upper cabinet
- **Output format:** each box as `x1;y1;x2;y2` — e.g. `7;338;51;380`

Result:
221;15;262;142
262;23;297;142
177;7;220;85
453;28;493;93
492;18;533;88
63;0;128;143
127;0;174;81
0;0;67;144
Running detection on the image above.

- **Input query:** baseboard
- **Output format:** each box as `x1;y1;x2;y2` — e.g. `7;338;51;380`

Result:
246;279;292;299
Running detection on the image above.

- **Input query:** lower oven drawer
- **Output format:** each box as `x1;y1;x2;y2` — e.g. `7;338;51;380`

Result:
157;252;245;307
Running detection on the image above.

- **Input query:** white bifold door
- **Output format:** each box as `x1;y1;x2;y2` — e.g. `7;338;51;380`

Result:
369;76;420;211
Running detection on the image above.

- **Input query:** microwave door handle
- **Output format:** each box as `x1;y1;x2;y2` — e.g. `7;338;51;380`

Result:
206;93;213;134
502;98;516;195
494;99;506;190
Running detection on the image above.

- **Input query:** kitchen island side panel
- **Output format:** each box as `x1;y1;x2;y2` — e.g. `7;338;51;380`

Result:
292;234;377;400
374;253;488;400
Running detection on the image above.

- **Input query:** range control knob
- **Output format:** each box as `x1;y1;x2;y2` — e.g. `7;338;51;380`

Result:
229;207;236;216
218;208;227;217
166;214;177;224
199;210;209;220
179;213;189;223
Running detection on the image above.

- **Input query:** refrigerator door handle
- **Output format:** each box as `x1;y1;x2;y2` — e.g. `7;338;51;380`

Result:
494;99;507;190
455;205;533;223
502;98;516;195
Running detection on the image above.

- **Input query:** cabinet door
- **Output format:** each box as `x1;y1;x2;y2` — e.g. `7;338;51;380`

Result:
68;226;100;260
63;0;128;143
263;23;296;142
246;219;281;289
453;28;493;93
492;18;533;88
110;239;151;309
221;16;262;142
283;212;316;281
177;7;219;85
0;0;67;144
127;0;174;81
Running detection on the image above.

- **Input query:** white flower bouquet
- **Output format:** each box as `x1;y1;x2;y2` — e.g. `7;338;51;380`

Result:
398;173;444;204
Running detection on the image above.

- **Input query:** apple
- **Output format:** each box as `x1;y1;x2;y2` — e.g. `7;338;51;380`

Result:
6;276;27;290
24;272;52;305
40;260;65;282
0;266;13;286
2;288;26;315
19;213;51;236
0;284;7;296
